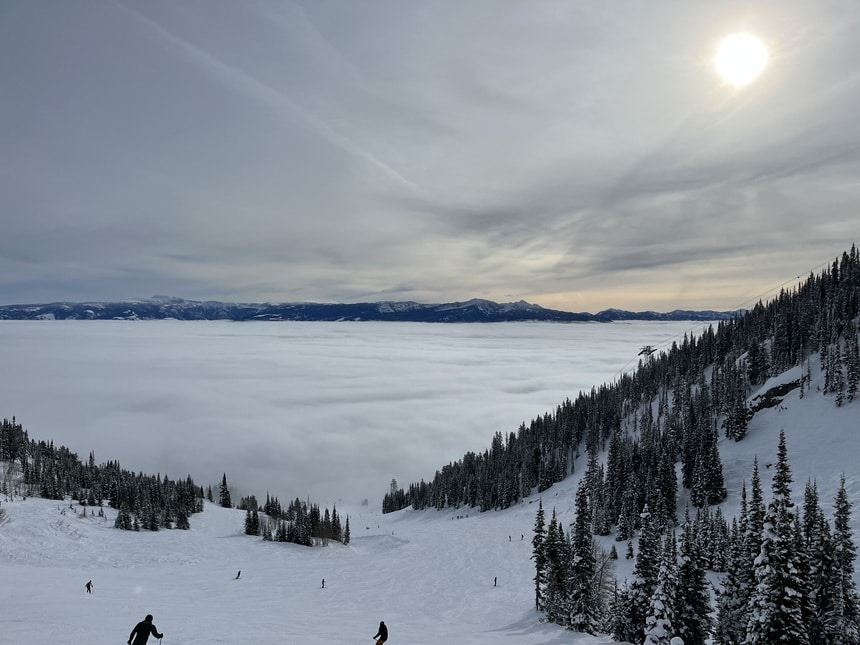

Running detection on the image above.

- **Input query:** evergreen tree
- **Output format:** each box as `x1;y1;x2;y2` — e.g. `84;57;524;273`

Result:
644;532;678;645
715;517;747;644
532;499;547;611
674;509;711;644
744;432;809;645
802;480;833;645
828;475;860;644
219;473;232;508
568;480;600;633
609;582;636;642
543;510;570;625
114;502;132;530
175;507;190;530
622;506;661;643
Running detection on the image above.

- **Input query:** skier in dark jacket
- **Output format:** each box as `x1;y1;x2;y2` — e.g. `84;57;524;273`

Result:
373;620;388;644
128;614;163;645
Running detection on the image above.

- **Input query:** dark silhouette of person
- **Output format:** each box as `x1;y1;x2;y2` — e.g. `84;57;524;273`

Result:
235;570;241;579
85;580;93;593
128;614;163;645
373;620;388;644
321;578;325;588
494;576;497;587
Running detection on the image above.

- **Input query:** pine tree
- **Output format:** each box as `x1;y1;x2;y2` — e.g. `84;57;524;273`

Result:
114;502;132;530
674;510;711;644
827;475;860;644
543;510;570;625
623;506;662;643
609;582;636;642
644;532;678;645
568;480;600;633
219;473;232;508
802;480;833;645
738;459;766;631
532;499;547;611
744;431;809;645
715;518;747;644
846;333;860;402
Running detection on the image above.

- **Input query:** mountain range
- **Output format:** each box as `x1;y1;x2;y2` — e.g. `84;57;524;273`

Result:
0;295;739;323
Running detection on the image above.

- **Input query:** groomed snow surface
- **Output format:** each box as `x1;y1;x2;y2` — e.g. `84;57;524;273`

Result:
1;489;622;645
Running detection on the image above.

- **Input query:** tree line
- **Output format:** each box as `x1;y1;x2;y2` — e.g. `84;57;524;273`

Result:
0;420;348;546
1;417;203;530
384;248;859;527
237;488;351;546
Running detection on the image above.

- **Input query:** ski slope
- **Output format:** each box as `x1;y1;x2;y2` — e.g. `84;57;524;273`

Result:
0;489;624;645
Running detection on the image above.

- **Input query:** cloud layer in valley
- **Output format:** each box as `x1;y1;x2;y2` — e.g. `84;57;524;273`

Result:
0;320;704;504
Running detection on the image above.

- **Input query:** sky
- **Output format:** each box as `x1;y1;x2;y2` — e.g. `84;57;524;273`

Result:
1;0;858;312
0;320;708;506
2;342;858;645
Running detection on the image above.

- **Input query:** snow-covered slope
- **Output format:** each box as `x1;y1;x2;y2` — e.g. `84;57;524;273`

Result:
0;492;624;644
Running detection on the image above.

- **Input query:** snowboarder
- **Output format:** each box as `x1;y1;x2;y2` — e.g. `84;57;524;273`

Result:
85;580;93;593
373;620;388;644
128;614;163;645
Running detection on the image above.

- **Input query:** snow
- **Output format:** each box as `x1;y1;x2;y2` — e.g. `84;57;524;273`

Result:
0;492;623;644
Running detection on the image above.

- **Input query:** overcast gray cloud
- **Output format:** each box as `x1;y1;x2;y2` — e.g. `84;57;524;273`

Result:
1;0;858;311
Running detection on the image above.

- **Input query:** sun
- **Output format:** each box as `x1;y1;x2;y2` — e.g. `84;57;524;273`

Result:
715;33;768;86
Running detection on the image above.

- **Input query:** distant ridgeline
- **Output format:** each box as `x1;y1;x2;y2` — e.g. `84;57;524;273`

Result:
0;419;349;546
384;246;860;516
0;296;739;323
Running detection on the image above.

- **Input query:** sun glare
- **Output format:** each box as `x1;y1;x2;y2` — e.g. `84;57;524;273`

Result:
715;33;768;86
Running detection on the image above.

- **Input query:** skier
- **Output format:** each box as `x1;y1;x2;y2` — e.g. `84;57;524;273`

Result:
128;614;163;645
373;620;388;645
235;570;241;579
85;580;93;593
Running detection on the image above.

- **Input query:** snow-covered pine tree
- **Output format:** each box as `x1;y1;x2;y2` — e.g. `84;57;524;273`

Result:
543;509;570;625
609;582;635;641
744;431;809;645
532;499;547;611
622;505;662;643
644;531;678;645
738;458;765;629
827;475;860;644
673;508;711;644
714;516;748;644
568;479;600;634
802;479;834;645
